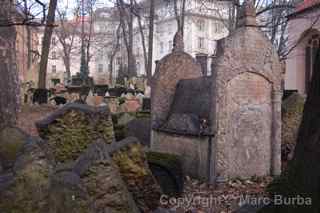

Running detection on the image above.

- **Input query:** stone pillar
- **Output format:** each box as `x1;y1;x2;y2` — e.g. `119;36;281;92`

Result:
196;53;208;76
271;90;282;176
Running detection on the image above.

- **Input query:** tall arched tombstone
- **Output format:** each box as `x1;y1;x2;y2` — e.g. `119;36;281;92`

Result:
211;0;282;180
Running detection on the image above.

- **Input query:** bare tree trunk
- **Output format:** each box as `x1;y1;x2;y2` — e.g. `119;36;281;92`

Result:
146;0;155;85
85;2;95;73
173;0;181;31
24;0;32;69
173;0;187;34
117;0;136;79
26;26;32;69
128;0;136;78
0;0;19;129
135;8;148;78
63;55;71;80
56;5;80;82
109;24;121;85
38;0;58;89
181;0;186;34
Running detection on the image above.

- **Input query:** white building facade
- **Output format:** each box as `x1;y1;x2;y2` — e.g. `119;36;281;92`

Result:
40;0;231;88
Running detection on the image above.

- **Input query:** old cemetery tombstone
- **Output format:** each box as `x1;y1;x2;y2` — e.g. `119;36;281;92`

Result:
151;1;282;183
0;104;164;212
34;104;161;212
142;97;151;111
151;30;209;180
36;104;115;163
93;84;109;96
66;85;90;103
211;1;282;180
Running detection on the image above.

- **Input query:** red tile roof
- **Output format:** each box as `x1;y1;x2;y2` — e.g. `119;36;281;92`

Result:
296;0;320;12
288;0;320;18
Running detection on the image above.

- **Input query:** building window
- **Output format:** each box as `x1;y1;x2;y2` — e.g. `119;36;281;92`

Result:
168;40;173;51
214;22;221;33
52;51;57;59
168;24;173;34
116;57;122;65
160;42;164;53
198;37;205;49
52;65;57;73
136;62;140;73
305;34;320;93
52;37;56;46
198;20;205;31
98;64;103;73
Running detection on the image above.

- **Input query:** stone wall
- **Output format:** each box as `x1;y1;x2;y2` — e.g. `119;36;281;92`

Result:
151;130;210;180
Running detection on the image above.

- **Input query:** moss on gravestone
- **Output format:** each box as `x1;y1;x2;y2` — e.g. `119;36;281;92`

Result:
73;141;140;213
282;93;305;146
146;152;184;196
0;127;28;169
0;140;51;213
111;141;162;212
37;104;115;163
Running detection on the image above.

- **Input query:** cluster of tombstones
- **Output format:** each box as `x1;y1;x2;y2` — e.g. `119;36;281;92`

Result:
21;80;151;113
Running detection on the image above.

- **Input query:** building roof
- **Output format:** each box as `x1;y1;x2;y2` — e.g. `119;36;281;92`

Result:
288;0;320;18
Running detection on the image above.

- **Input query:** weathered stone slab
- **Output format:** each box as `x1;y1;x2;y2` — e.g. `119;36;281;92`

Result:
152;131;210;180
0;137;52;213
72;141;140;213
281;92;305;162
48;171;90;213
0;127;28;170
147;151;184;196
36;103;115;163
110;137;162;212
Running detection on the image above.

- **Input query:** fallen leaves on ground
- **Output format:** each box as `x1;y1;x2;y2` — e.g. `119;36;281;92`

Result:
161;176;273;213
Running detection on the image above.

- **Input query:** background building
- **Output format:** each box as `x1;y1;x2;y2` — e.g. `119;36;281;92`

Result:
285;0;320;94
37;0;231;88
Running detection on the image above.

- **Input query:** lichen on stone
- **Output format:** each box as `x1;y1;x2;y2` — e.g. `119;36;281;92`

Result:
0;127;27;169
0;140;51;213
38;108;115;163
112;143;161;212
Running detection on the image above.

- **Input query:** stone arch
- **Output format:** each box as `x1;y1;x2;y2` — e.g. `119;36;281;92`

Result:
304;30;320;93
220;71;273;178
296;28;320;93
225;70;274;89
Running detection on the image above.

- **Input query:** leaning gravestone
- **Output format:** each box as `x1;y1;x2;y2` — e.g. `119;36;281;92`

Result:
0;137;52;213
0;127;28;170
1;104;163;212
281;92;305;161
109;137;162;212
49;140;140;213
